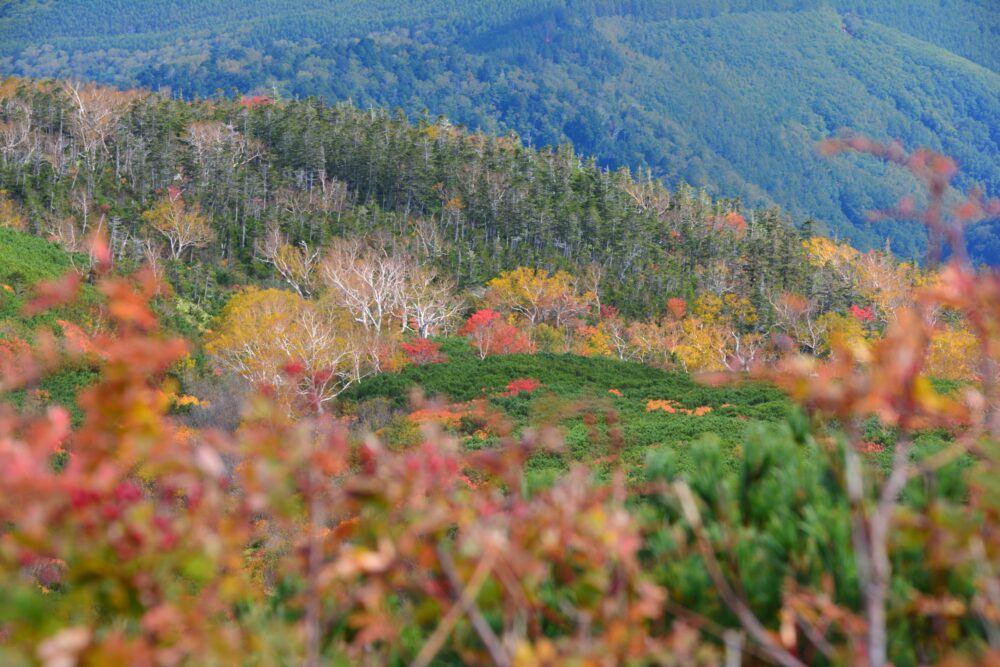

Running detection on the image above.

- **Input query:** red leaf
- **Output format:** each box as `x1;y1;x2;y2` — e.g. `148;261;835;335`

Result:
24;273;81;315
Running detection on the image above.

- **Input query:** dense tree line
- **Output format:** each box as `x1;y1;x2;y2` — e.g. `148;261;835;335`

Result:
4;77;987;389
0;78;813;321
1;1;996;262
3;77;986;401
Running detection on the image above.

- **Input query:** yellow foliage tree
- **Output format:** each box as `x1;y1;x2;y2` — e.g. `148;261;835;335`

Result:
804;236;920;325
927;324;979;381
0;191;26;230
674;293;761;371
485;267;593;343
574;324;614;358
205;288;366;410
672;318;729;372
817;311;869;359
142;195;215;260
803;236;860;272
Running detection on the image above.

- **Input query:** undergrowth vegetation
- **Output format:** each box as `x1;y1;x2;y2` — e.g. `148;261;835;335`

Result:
0;229;98;418
343;339;789;482
0;70;997;665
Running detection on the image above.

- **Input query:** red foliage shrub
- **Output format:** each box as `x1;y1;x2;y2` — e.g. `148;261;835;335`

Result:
400;338;447;365
720;211;747;239
859;440;885;454
459;309;533;358
666;297;687;320
407;402;485;428
849;304;875;322
500;378;541;397
0;336;30;367
55;319;94;356
489;323;533;356
239;95;272;108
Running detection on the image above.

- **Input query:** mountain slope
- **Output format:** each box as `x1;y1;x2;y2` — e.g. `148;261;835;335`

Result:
341;339;790;480
1;0;997;261
0;227;98;418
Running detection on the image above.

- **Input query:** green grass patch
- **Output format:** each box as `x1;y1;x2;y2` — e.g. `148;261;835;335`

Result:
343;338;790;480
0;228;99;421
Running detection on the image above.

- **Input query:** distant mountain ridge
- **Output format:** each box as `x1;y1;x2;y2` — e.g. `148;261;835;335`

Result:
2;0;998;261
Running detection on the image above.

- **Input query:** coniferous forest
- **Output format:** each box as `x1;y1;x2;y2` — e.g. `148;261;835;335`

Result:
1;2;999;666
2;0;998;261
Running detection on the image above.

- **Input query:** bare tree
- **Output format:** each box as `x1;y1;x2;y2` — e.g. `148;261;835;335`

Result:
260;227;321;297
319;238;409;335
183;120;263;183
63;80;138;172
723;330;767;372
410;217;446;259
275;302;366;408
580;261;606;313
620;170;672;220
0;99;36;166
137;237;166;282
770;292;828;355
45;216;87;254
401;267;464;338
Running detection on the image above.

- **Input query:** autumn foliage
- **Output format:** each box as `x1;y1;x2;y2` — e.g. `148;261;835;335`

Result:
694;137;1000;667
400;337;447;365
645;399;713;416
141;192;215;261
0;135;999;667
499;377;541;397
0;250;663;665
849;303;875;322
459;309;534;359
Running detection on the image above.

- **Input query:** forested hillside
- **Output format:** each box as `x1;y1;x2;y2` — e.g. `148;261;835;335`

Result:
1;51;1000;664
1;84;998;662
1;0;997;262
0;78;813;320
1;77;985;387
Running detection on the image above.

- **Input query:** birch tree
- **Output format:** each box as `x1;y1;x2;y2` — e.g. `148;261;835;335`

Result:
142;192;215;260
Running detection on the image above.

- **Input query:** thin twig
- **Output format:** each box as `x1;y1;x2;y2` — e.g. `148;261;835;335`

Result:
303;430;326;667
437;544;510;667
411;549;498;667
970;537;1000;648
663;600;777;664
793;611;836;659
864;434;912;667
